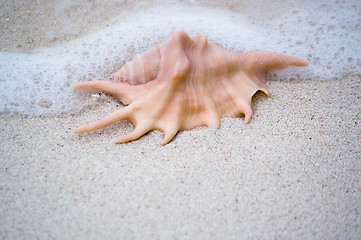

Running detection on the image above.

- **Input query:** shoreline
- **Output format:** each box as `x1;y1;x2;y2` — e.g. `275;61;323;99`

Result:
1;76;360;238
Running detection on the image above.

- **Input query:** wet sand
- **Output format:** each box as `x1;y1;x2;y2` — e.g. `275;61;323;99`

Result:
1;76;360;239
0;0;152;52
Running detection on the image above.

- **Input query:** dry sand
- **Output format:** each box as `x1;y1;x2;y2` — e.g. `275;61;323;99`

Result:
1;76;360;239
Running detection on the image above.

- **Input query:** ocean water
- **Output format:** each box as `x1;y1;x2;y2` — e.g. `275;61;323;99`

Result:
0;0;360;116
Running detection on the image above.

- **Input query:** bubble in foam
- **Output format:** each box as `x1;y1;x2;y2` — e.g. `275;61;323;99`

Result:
0;0;359;116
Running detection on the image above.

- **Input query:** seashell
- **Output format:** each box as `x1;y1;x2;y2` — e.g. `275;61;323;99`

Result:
73;30;308;145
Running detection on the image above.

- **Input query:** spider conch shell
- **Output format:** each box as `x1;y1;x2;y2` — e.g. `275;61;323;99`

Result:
74;30;308;145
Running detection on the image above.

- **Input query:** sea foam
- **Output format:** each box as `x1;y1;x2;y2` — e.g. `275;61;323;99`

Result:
0;0;359;116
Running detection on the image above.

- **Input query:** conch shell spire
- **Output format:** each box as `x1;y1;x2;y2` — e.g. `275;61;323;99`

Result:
73;30;308;145
115;45;160;84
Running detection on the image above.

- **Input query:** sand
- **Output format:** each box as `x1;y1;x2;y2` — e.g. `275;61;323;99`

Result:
1;76;360;239
1;0;360;238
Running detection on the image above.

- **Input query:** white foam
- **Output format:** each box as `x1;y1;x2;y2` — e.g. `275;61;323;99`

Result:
0;0;359;116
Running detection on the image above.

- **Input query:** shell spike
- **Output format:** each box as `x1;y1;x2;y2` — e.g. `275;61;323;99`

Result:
161;128;179;145
73;106;133;133
115;124;150;144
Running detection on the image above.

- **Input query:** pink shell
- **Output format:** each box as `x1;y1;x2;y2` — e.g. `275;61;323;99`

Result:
73;30;308;145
